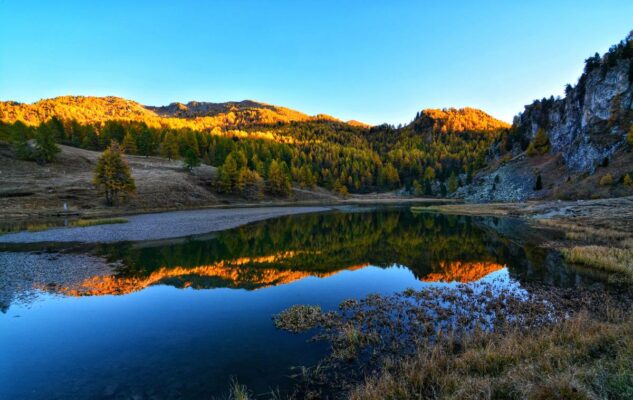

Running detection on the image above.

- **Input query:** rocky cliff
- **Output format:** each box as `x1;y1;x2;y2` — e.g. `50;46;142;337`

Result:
513;35;633;173
459;32;633;202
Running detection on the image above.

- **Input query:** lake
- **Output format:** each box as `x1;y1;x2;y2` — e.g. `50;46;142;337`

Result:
0;207;600;399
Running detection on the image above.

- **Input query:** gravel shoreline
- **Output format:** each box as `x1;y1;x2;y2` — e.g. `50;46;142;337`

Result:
0;206;330;244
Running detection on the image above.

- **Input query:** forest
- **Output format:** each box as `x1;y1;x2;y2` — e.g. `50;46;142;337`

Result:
0;105;509;197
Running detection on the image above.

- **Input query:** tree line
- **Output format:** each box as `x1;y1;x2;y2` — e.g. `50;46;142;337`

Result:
0;112;508;200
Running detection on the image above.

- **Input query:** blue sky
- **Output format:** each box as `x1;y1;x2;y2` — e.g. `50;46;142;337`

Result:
1;1;631;125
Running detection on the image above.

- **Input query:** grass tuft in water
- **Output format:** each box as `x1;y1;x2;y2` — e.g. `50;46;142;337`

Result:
70;217;128;227
562;245;633;280
272;305;324;333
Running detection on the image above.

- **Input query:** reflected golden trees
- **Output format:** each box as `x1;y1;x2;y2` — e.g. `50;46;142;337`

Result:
45;211;518;297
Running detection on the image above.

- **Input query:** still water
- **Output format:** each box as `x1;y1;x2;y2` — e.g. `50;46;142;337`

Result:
0;208;595;399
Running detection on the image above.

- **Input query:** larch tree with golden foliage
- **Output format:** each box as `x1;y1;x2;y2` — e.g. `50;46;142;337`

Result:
93;142;136;206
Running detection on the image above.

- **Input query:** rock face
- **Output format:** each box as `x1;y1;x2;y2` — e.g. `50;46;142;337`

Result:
459;32;633;202
513;34;633;173
456;158;536;202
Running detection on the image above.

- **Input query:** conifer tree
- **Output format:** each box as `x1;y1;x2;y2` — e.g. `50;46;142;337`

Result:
527;129;550;156
122;132;138;154
266;160;291;196
34;123;60;164
447;172;459;193
534;174;543;190
217;153;239;192
93;142;136;206
160;132;180;160
10;121;32;160
184;148;201;171
236;168;264;199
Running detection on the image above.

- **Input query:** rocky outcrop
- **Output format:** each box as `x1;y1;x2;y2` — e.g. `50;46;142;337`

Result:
456;158;536;202
514;33;633;172
459;32;633;202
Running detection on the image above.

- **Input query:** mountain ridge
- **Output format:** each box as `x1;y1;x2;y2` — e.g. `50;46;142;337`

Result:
0;95;367;129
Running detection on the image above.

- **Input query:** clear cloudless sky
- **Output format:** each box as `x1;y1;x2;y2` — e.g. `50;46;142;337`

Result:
1;0;632;125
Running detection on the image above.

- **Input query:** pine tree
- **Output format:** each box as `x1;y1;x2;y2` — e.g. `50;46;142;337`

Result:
93;142;136;206
183;148;201;171
447;172;459;193
534;174;543;190
266;160;291;196
160;132;180;160
122;132;138;154
217;154;239;192
10;121;32;160
34;123;60;164
236;168;264;199
412;180;423;196
137;127;156;157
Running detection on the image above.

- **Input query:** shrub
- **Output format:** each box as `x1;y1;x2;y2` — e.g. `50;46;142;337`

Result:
600;174;614;186
527;129;550;157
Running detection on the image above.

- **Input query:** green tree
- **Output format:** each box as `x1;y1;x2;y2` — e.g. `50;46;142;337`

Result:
10;121;32;160
236;168;264;199
160;132;180;160
333;179;349;197
93;142;136;206
122;132;138;154
298;164;316;188
423;166;436;181
217;153;239;192
447;172;459;193
137;127;156;157
527;129;550;156
267;160;291;196
183;148;201;171
412;180;423;196
33;123;60;164
380;163;400;188
101;121;125;145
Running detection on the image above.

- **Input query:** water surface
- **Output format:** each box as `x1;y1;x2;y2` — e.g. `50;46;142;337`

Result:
0;208;598;399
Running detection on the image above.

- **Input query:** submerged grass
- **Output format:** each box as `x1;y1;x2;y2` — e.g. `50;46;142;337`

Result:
264;282;633;399
70;217;128;227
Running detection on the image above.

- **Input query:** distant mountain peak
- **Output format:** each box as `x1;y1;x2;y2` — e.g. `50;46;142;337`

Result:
412;107;510;133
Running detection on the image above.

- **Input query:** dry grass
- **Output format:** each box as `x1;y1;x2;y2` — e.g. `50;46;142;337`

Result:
349;313;633;400
70;217;128;227
535;218;628;242
561;245;633;280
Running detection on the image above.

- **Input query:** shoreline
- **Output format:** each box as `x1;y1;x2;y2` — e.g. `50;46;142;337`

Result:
0;196;458;228
0;206;331;244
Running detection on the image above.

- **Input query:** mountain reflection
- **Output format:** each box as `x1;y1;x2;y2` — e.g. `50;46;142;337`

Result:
2;209;587;308
53;210;518;296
